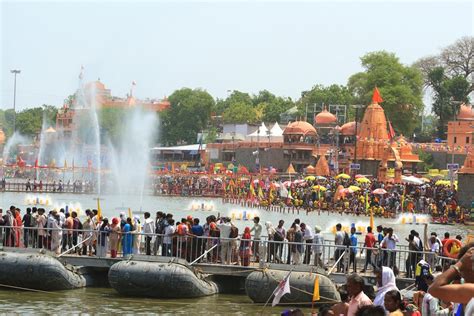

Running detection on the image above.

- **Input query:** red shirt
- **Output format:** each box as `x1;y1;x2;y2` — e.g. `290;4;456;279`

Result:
365;232;376;248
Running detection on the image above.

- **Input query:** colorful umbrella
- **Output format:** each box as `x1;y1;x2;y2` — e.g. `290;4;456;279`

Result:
349;185;361;192
356;177;371;184
372;188;387;195
312;185;327;191
305;176;316;181
335;173;350;179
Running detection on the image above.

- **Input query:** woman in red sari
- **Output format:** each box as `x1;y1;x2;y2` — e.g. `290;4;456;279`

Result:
239;227;253;266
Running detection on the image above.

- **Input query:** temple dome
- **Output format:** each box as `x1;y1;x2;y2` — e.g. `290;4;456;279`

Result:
457;104;474;120
340;121;359;136
315;109;337;125
283;121;317;136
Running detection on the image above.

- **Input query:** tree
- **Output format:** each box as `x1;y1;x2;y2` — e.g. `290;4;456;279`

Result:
348;51;424;136
222;102;257;124
426;67;470;138
298;84;355;123
161;88;215;145
214;90;253;115
12;105;58;138
415;36;474;93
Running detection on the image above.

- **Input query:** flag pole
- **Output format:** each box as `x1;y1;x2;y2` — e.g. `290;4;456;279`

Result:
259;267;295;315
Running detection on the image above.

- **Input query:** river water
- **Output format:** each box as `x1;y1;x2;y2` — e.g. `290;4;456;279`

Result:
0;288;312;315
0;192;472;315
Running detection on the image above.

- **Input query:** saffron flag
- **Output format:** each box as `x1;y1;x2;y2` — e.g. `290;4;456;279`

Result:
312;276;320;302
34;158;39;169
388;121;396;139
128;207;133;219
258;186;264;199
97;198;102;220
272;273;291;306
249;181;256;197
372;87;383;104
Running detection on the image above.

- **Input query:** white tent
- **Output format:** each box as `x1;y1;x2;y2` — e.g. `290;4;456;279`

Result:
247;122;269;137
269;122;283;136
247;122;283;142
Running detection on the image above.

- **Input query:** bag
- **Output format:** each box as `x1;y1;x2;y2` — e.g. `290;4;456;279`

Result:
229;225;239;238
343;232;351;247
274;230;284;242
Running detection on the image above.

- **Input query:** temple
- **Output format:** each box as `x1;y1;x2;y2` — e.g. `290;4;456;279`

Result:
447;103;474;149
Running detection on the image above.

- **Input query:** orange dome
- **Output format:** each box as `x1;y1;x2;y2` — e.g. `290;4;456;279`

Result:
340;121;360;136
0;128;5;144
315;109;337;125
457;104;474;120
283;121;317;136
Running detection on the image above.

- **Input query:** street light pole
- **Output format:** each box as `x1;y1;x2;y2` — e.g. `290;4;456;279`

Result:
10;69;21;133
352;105;364;166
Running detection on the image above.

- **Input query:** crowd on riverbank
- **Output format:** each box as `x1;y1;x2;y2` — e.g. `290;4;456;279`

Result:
154;173;469;223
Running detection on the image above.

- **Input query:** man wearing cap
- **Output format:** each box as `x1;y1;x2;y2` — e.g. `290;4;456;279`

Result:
312;225;324;269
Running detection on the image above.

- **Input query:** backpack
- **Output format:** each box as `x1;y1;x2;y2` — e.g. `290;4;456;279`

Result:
229;225;239;238
343;232;351;247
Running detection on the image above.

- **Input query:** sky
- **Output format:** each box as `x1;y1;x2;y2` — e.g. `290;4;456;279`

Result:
1;0;473;111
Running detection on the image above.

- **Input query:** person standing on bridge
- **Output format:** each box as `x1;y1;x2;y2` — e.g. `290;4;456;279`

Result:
250;216;262;263
142;212;155;256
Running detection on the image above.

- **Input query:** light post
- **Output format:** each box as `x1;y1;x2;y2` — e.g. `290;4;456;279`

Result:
10;69;21;133
450;99;462;188
351;104;364;176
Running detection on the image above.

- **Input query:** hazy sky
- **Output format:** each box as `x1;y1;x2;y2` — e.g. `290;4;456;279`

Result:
1;0;473;111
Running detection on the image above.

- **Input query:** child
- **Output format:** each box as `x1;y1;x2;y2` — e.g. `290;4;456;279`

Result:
384;290;404;316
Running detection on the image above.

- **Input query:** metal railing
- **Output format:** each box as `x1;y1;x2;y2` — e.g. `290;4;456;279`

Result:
0;225;456;278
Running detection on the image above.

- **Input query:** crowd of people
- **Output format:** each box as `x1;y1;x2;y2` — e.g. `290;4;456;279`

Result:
1;203;473;315
152;173;469;224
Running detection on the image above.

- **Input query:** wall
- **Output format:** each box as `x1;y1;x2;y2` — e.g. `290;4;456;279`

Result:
458;173;474;208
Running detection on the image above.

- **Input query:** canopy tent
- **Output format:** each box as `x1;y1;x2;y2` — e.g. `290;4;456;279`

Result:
246;122;283;142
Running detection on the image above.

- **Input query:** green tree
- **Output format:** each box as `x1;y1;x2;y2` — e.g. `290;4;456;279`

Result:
215;90;253;115
161;88;215;145
298;84;354;123
98;108;128;145
348;51;424;136
427;67;470;138
222;102;257;124
13;105;58;137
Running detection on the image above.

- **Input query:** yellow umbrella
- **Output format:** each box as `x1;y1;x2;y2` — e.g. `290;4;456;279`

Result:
335;173;350;179
349;185;361;192
356;177;371;183
305;176;316;181
312;185;327;191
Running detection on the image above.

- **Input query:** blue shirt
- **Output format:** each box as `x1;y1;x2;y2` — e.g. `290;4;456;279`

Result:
191;224;204;236
350;234;358;253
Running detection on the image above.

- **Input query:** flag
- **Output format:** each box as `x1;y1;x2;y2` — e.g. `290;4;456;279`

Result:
34;158;39;169
388;120;396;139
128;207;133;219
372;87;383;104
249;181;256;197
369;207;374;230
365;192;369;211
312;276;320;302
272;273;291;306
258;186;264;199
97;198;102;220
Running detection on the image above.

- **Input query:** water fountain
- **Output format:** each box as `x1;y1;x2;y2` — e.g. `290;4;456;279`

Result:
3;67;158;210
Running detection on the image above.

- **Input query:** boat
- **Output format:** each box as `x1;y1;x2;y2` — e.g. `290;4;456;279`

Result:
0;251;85;291
245;270;340;305
108;260;218;298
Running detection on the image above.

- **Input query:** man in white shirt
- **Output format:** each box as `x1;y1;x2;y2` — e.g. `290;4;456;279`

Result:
162;219;175;257
313;225;324;269
334;223;346;272
301;223;313;264
217;217;232;264
250;216;263;262
381;227;399;269
142;212;155;255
